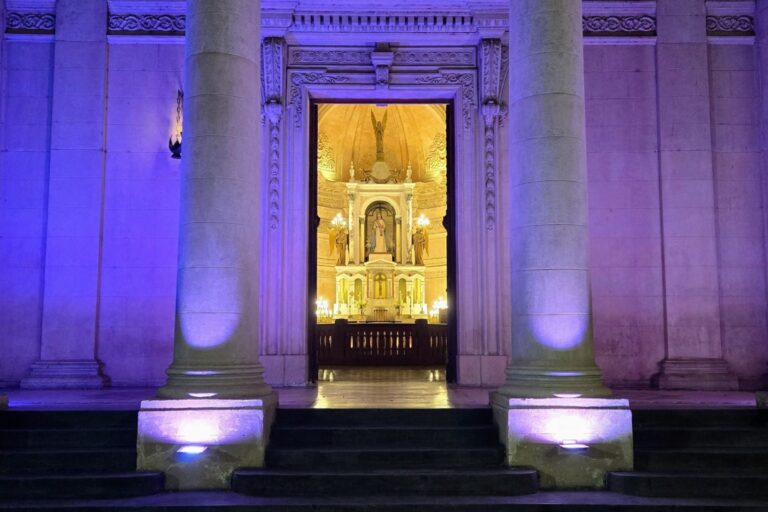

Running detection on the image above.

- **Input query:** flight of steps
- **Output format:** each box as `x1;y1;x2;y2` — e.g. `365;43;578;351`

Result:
232;408;538;499
609;409;768;499
0;410;164;499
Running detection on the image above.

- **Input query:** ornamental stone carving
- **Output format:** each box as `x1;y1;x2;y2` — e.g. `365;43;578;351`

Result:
706;15;754;36
415;72;477;131
262;38;286;230
480;39;502;231
289;72;351;127
107;14;185;34
289;49;370;66
392;49;475;67
6;11;55;33
582;15;656;35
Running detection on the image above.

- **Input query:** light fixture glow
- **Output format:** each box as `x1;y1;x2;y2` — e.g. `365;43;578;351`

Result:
188;392;217;398
553;393;582;398
177;445;207;455
559;440;589;451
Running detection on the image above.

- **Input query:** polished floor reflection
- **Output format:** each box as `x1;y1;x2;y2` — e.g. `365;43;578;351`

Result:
308;366;458;409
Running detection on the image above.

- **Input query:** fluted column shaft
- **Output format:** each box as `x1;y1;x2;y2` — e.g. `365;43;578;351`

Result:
499;0;609;397
158;0;271;399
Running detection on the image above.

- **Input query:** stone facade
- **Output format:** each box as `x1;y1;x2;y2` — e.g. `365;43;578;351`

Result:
0;0;766;390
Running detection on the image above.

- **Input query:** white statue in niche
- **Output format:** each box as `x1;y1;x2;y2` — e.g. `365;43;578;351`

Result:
372;212;387;253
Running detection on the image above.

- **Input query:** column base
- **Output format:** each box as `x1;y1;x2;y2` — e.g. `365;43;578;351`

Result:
137;394;277;490
156;364;274;399
655;358;738;390
497;364;612;398
490;393;633;489
20;360;109;389
0;395;7;409
757;392;768;408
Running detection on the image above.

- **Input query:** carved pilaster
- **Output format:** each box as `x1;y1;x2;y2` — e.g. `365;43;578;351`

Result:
262;38;286;230
480;39;502;231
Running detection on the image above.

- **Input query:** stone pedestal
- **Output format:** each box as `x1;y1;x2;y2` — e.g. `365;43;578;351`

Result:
657;358;737;391
757;392;767;408
491;395;633;489
137;397;276;490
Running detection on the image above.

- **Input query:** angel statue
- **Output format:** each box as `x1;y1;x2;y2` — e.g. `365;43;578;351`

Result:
412;224;429;266
328;220;348;266
371;110;388;161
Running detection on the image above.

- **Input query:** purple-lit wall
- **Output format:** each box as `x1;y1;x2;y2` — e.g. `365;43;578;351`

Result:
0;10;766;389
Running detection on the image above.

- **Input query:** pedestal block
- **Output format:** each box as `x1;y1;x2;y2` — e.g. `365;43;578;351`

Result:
657;358;738;391
491;394;633;489
137;397;276;490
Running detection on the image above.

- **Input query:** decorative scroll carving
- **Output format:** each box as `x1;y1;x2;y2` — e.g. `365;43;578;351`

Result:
261;38;286;230
480;39;502;231
415;72;476;131
107;14;185;34
289;49;370;66
392;49;475;67
582;15;656;35
706;15;754;36
289;72;351;127
6;11;55;34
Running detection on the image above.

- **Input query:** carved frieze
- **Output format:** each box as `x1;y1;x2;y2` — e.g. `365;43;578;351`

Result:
107;14;185;35
289;49;371;66
415;72;477;131
582;15;656;36
6;11;55;34
392;49;475;67
706;15;754;36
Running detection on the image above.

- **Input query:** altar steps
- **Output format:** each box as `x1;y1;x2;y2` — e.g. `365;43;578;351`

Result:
608;409;768;499
0;410;164;499
232;407;538;498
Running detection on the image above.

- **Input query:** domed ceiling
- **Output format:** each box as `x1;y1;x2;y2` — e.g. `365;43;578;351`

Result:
317;104;447;183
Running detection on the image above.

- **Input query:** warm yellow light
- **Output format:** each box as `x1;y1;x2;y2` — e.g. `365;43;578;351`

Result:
331;212;346;228
315;297;332;321
429;296;448;319
417;214;430;227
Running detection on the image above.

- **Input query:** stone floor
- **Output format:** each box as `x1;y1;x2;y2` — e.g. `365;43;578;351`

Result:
0;367;759;410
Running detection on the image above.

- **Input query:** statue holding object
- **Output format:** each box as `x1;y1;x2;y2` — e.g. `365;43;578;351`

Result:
412;225;429;266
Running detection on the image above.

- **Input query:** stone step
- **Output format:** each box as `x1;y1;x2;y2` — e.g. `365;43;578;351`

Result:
0;448;138;474
0;411;136;429
633;427;768;449
0;472;165;500
232;468;538;497
0;427;137;449
634;449;768;472
269;425;499;448
632;409;768;429
608;471;768;499
274;408;494;428
265;447;505;470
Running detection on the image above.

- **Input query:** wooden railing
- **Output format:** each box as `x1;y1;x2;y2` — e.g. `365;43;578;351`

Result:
316;319;447;366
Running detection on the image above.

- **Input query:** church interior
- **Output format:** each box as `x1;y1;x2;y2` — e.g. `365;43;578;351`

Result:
1;0;768;509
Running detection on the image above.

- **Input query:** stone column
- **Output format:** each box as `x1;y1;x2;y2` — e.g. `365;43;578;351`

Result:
491;1;631;489
138;0;275;491
156;0;272;400
21;0;109;389
497;0;609;398
654;0;737;390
